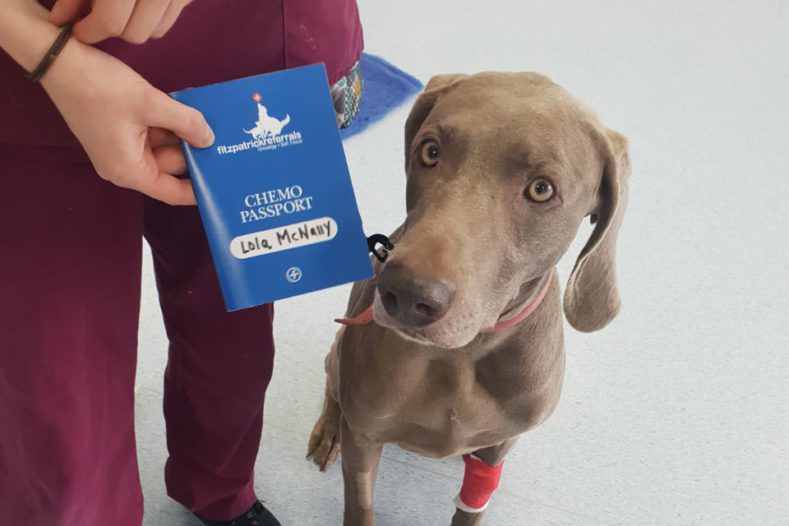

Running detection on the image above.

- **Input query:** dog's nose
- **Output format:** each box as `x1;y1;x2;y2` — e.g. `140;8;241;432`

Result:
377;263;456;327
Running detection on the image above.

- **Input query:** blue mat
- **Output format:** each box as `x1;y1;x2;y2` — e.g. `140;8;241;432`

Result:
340;53;423;140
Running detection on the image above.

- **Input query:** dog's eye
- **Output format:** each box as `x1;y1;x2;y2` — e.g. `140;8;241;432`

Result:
525;178;555;203
420;141;440;167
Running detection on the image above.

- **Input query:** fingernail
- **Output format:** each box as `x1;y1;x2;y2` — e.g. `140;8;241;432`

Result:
204;127;215;146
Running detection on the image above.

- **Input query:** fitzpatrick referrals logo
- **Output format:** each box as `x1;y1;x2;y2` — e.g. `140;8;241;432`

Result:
217;92;303;155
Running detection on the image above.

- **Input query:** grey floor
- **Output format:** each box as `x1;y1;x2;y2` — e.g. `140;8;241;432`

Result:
137;1;789;525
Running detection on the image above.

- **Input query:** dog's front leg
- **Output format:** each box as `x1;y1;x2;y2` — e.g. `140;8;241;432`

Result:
451;508;484;526
340;416;383;526
450;439;518;526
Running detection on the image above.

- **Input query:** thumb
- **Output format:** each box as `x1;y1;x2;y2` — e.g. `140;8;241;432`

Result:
146;91;215;148
50;0;85;25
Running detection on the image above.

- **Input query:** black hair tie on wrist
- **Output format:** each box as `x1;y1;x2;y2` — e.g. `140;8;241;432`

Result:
27;22;73;83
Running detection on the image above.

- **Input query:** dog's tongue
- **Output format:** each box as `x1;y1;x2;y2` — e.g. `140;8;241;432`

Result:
335;305;375;325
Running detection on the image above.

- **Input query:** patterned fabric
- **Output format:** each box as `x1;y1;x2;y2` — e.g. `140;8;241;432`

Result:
332;61;364;129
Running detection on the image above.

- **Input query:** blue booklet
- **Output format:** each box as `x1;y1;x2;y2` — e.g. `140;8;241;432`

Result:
171;64;373;311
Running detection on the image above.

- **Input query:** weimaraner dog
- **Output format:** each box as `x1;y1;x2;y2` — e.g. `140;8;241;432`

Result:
308;72;629;526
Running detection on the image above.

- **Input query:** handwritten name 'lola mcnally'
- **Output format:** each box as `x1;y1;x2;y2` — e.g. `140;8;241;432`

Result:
240;185;314;224
229;217;338;260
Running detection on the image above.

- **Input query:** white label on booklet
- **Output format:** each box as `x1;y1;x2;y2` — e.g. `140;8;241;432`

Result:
230;217;338;260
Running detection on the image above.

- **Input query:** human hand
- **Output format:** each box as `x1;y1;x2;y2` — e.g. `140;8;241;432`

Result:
49;0;192;44
42;38;213;205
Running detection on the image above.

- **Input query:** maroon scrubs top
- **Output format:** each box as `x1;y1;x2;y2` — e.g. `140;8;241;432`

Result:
0;0;363;152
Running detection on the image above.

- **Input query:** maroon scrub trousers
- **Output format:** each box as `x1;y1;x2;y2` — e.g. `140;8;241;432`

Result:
0;1;363;525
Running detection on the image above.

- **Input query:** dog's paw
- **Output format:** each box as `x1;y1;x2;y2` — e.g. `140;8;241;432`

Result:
307;413;341;471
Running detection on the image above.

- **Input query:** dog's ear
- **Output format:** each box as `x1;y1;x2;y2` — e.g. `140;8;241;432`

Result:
404;74;466;170
563;128;630;332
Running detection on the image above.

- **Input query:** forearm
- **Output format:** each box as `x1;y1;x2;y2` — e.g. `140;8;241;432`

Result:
0;0;65;72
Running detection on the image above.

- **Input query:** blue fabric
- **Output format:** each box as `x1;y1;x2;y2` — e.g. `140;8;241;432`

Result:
341;53;423;140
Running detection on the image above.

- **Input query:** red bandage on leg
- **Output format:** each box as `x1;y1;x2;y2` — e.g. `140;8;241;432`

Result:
454;454;504;513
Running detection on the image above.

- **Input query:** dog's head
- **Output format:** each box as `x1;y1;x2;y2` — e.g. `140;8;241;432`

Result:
372;72;630;348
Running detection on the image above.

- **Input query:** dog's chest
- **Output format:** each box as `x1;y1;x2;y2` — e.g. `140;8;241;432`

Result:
344;355;530;456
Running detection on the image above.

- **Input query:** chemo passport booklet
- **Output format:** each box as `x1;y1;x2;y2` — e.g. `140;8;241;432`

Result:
171;64;373;311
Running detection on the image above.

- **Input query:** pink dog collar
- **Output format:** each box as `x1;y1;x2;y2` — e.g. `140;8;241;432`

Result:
454;453;503;513
335;272;553;332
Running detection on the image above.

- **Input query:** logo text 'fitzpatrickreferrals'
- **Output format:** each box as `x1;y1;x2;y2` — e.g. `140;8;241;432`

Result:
217;131;303;155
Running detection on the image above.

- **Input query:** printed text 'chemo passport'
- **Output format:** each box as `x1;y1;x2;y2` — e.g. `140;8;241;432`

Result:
171;64;373;311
